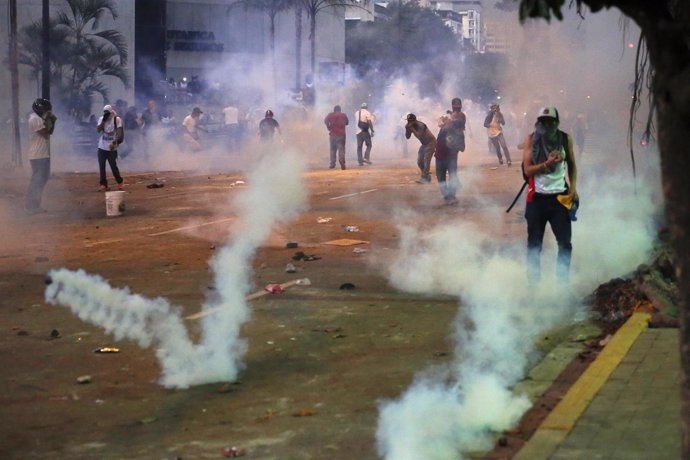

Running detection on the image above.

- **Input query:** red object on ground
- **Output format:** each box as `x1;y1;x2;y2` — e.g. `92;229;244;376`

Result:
264;284;283;293
222;446;246;457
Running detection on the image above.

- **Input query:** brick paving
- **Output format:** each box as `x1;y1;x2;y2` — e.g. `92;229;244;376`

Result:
517;319;680;459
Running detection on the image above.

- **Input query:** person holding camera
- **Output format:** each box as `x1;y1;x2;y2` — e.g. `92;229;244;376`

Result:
25;98;57;213
484;103;512;166
96;104;124;191
354;102;374;166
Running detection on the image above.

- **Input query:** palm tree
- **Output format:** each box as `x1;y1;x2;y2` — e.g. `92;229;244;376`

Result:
49;0;128;118
298;0;368;76
228;0;293;95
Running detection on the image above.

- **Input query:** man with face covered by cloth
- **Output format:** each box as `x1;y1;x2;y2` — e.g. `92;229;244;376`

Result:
96;105;125;191
522;106;578;283
405;113;436;183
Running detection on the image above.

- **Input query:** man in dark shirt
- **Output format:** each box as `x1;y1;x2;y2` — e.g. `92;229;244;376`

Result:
259;110;281;143
324;105;349;170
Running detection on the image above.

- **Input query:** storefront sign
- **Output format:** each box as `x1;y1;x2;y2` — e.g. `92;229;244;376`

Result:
166;30;224;52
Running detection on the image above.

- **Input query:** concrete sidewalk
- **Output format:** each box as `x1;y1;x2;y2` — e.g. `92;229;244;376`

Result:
515;313;681;459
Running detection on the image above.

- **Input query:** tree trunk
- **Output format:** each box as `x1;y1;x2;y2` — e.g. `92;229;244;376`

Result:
295;6;302;90
643;15;690;459
310;12;317;76
9;0;21;167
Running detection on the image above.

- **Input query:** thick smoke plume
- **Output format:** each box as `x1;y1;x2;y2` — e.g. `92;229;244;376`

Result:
45;150;306;388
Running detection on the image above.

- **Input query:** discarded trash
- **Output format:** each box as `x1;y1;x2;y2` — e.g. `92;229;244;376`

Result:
222;446;246;457
285;263;296;273
317;217;333;223
210;244;216;250
286;242;299;249
139;417;157;424
292;251;320;261
146;183;165;189
76;375;92;384
339;283;356;290
49;329;61;339
292;409;315;417
93;347;120;354
332;333;346;339
323;238;369;246
264;284;284;294
352;247;368;254
342;225;359;232
229;180;246;187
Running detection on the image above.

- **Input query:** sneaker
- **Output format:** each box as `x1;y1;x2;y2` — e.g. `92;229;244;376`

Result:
340;164;346;170
445;198;458;206
117;183;124;190
499;159;504;165
329;165;335;169
507;161;512;167
98;185;108;192
363;159;372;165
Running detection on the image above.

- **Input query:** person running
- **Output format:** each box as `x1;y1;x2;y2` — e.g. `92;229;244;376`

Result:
181;107;207;152
522;106;578;283
405;113;436;183
324;105;349;170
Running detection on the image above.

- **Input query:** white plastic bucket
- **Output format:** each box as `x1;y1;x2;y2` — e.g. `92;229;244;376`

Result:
105;191;126;217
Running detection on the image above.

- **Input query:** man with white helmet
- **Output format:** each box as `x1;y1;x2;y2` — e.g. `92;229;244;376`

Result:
354;102;374;165
25;98;57;213
96;104;125;191
522;106;578;283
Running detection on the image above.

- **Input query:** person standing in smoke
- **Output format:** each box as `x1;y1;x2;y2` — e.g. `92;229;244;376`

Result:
355;102;374;165
25;98;57;213
96;105;125;191
182;107;207;152
222;99;240;151
324;105;349;170
435;98;466;204
405;113;436;183
522;106;578;283
484;103;512;166
258;109;281;144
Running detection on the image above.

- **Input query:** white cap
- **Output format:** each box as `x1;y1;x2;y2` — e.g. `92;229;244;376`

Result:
537;106;559;120
103;104;114;112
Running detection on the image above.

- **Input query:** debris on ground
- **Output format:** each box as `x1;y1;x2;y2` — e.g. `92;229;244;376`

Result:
76;375;92;384
49;329;61;339
286;242;299;249
146;183;165;189
342;225;359;232
292;409;315;417
285;263;296;273
317;217;333;223
93;347;120;354
292;251;320;261
323;238;369;246
222;446;246;457
339;283;355;290
585;233;679;331
352;247;368;254
264;284;284;294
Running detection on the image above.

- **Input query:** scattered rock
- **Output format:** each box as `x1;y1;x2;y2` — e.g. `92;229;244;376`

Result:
286;242;299;249
76;375;92;384
339;283;355;290
49;329;61;339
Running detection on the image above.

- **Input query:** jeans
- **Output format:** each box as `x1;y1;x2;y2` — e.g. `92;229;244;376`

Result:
329;136;346;167
435;155;459;200
489;133;511;164
525;194;572;283
26;158;50;210
98;148;123;187
416;141;435;180
356;131;372;163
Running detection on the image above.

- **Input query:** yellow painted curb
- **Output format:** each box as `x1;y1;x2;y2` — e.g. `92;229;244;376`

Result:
513;312;651;460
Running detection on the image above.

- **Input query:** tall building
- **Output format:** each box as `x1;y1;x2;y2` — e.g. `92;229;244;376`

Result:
426;0;484;52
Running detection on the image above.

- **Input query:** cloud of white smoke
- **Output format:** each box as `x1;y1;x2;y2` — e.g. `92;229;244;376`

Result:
45;148;306;388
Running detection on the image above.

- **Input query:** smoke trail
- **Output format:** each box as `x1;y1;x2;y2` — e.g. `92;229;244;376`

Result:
45;150;306;388
376;167;658;457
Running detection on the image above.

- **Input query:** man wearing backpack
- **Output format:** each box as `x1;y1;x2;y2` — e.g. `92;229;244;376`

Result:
355;102;374;165
435;97;466;204
96;105;125;191
522;107;578;283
